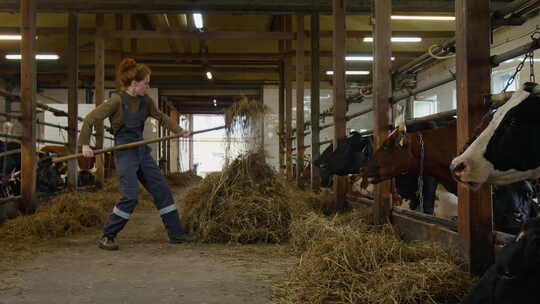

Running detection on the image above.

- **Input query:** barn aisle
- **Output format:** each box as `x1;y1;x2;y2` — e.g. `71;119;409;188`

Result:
0;187;294;304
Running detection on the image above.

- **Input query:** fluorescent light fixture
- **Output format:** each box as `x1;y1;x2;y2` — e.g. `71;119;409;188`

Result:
5;54;59;60
360;129;368;132
391;15;455;21
345;55;395;61
0;35;22;40
193;13;204;29
326;70;370;75
363;37;422;43
206;71;213;80
213;98;217;107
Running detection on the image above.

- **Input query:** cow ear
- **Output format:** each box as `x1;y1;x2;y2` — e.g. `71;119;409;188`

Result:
398;133;408;148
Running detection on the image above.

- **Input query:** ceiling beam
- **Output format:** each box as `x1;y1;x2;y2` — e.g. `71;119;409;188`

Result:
104;30;296;40
0;27;454;39
0;0;458;14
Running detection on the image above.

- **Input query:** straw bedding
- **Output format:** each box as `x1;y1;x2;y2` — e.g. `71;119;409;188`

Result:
275;211;476;304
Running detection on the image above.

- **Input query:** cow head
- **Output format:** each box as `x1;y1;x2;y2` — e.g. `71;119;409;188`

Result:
361;127;418;184
451;83;540;188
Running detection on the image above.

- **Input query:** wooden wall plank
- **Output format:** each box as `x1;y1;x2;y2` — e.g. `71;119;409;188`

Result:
373;0;392;225
455;0;494;275
19;0;37;213
67;13;79;189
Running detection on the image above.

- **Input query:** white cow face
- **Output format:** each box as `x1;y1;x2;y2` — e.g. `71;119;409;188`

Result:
451;89;540;188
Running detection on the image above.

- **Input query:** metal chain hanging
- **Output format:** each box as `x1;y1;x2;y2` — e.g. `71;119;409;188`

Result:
416;132;425;213
501;31;540;93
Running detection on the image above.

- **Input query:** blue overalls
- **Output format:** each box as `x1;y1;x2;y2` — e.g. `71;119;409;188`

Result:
102;92;185;239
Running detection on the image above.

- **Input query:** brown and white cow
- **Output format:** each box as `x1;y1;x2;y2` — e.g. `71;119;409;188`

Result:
361;116;536;234
451;83;540;187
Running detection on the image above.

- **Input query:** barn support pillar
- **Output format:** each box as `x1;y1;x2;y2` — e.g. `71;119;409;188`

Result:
94;13;105;188
285;15;293;180
20;0;37;213
372;0;392;225
332;0;347;210
310;12;321;191
67;13;79;190
455;0;494;275
295;14;305;188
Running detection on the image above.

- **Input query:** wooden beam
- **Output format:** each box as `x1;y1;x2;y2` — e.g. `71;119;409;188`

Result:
67;13;79;189
295;14;305;188
0;0;457;14
168;14;192;54
19;0;37;214
0;26;454;39
332;0;346;210
95;13;105;188
187;114;193;170
285;15;293;180
104;30;296;40
373;0;392;225
310;12;321;191
456;0;494;275
278;60;285;171
278;16;286;172
314;30;454;39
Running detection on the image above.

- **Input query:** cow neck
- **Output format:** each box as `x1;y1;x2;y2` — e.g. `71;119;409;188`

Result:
407;132;424;174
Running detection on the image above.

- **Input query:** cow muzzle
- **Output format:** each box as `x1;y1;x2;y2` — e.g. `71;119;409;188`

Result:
450;161;482;190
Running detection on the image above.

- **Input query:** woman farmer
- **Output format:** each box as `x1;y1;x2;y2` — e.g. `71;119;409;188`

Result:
79;58;195;250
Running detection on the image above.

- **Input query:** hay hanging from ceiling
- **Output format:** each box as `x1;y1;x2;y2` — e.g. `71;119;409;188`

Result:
274;211;475;304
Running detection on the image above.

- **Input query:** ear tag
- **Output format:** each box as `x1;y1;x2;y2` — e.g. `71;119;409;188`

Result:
399;137;405;147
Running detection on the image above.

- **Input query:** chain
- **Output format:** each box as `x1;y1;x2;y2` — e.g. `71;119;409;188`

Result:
416;132;425;213
501;31;540;93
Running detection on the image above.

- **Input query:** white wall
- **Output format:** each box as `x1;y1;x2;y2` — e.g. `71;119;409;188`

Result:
263;83;375;170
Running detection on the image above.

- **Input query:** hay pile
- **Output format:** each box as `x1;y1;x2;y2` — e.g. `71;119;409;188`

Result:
275;211;476;304
181;151;298;243
167;171;202;188
0;177;154;265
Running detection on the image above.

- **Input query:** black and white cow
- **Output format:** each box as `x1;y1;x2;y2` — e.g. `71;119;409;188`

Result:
461;217;540;304
451;83;540;188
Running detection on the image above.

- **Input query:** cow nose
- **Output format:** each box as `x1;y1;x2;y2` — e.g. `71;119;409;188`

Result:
451;162;467;176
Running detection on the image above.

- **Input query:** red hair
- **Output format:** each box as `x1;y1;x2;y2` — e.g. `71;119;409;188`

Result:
116;58;151;91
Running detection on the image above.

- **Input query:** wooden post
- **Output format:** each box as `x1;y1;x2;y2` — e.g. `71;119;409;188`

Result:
67;13;79;189
295;15;305;187
285;15;293;179
278;60;285;172
188;114;193;170
332;0;347;210
20;0;37;213
456;0;494;275
373;0;392;224
310;12;321;191
95;13;105;187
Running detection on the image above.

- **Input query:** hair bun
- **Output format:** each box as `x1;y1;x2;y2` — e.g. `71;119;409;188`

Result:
119;58;137;72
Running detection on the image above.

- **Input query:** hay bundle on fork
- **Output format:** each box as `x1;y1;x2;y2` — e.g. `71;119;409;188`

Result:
224;96;269;157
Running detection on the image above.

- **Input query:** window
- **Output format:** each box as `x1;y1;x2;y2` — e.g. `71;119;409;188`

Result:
492;68;518;93
413;95;438;118
452;88;457;109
